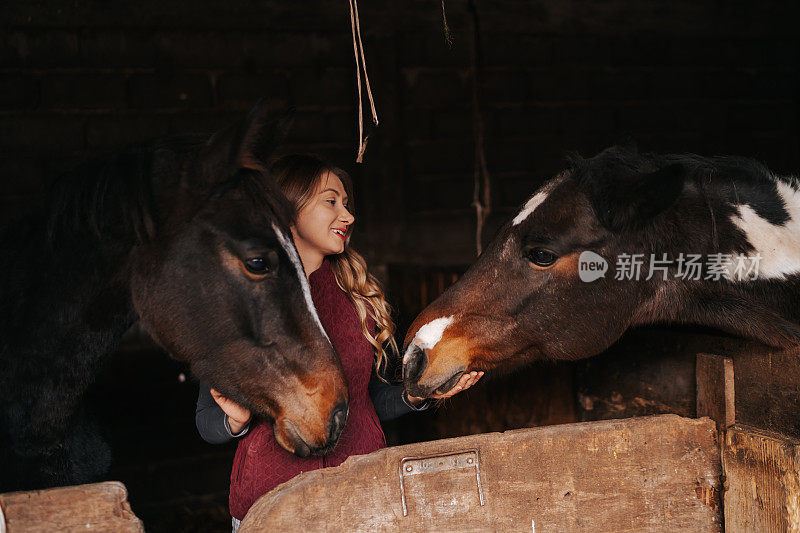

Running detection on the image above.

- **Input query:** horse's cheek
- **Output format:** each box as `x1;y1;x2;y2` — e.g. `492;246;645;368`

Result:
128;268;152;321
127;263;172;349
83;283;134;332
128;244;175;316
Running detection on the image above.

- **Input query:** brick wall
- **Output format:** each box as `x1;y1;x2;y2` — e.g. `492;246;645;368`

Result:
2;0;798;265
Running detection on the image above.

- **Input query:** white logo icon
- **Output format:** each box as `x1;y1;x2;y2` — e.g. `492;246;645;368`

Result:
579;251;608;282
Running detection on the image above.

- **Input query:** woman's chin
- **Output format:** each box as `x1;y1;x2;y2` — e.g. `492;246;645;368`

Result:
327;243;345;255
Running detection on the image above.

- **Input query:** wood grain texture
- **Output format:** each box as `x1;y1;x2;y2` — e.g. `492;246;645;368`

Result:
0;481;144;533
241;415;722;532
733;347;800;439
696;353;735;431
722;425;800;533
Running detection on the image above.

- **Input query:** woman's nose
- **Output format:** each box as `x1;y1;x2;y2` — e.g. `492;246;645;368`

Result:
340;207;355;225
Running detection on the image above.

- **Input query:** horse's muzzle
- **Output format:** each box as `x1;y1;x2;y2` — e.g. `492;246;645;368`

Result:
327;402;348;445
402;343;428;396
304;402;348;457
278;401;348;458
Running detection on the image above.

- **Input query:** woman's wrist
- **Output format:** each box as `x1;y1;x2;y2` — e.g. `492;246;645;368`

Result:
406;394;425;405
227;415;250;435
401;391;432;412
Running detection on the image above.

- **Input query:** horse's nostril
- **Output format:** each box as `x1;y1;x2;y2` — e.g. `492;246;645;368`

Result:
283;420;311;458
403;344;428;385
328;402;348;444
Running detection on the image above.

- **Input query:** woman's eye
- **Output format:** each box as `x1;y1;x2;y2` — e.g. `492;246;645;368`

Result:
526;248;558;267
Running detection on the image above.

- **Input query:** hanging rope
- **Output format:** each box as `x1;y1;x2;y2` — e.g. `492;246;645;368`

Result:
441;0;453;48
348;0;379;163
468;0;491;255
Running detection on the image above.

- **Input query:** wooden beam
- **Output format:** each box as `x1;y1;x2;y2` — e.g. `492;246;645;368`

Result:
696;353;735;432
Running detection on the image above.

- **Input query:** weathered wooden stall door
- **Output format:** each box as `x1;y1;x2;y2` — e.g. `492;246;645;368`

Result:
0;482;143;532
240;415;722;532
696;348;800;532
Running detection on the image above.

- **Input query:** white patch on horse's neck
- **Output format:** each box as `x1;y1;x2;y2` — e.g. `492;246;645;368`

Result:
272;223;330;342
512;176;564;226
730;178;800;280
404;316;454;363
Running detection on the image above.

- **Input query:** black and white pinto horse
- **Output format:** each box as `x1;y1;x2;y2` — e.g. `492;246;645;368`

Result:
0;102;349;491
403;144;800;397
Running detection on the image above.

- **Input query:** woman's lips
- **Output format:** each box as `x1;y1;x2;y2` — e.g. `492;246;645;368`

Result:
331;228;346;240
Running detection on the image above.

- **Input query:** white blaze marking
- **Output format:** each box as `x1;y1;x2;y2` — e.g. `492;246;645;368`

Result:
404;315;454;363
512;175;565;226
730;179;800;280
272;223;330;342
513;190;550;226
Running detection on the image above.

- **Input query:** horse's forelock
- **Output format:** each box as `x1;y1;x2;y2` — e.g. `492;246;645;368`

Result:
209;167;294;231
254;169;294;229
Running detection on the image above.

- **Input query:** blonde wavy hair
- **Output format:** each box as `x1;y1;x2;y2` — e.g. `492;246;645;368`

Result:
270;154;398;379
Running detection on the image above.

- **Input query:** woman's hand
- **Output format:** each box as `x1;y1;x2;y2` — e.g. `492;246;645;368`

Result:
210;388;252;434
407;371;484;404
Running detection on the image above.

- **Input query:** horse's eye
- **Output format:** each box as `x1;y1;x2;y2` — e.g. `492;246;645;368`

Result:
245;258;267;273
525;247;558;267
244;251;279;276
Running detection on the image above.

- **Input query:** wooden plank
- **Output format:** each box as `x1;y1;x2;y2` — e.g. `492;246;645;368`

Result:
240;415;722;532
696;353;735;432
732;347;800;439
0;481;144;533
722;425;800;532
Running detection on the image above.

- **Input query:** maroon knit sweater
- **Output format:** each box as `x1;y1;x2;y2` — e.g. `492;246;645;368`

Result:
228;259;386;520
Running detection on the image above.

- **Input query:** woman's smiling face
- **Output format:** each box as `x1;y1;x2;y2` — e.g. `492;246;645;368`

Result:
291;171;355;267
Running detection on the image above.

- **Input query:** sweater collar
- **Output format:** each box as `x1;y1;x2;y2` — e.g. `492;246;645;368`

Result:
308;257;334;287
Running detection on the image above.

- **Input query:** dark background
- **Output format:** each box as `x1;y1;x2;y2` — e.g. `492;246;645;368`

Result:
2;0;799;530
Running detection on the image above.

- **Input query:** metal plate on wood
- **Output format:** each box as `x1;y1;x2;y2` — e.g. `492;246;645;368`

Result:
398;449;484;516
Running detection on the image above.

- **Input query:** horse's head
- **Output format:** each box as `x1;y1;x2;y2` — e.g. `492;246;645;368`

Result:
130;102;348;456
403;144;700;397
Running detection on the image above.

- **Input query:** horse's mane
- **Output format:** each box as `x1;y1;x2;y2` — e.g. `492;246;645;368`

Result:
44;135;205;248
566;144;794;237
568;143;782;188
44;131;295;250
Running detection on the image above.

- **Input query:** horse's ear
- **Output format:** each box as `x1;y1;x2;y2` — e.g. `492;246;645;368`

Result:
202;100;294;180
615;137;638;156
234;101;295;171
584;163;686;232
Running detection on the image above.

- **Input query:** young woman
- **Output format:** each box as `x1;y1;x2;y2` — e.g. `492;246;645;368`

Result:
195;154;482;530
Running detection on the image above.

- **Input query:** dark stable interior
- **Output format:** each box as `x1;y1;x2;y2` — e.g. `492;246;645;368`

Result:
3;1;799;530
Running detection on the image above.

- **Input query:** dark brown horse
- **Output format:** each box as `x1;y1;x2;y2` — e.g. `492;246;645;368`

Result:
403;144;800;397
0;102;348;491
